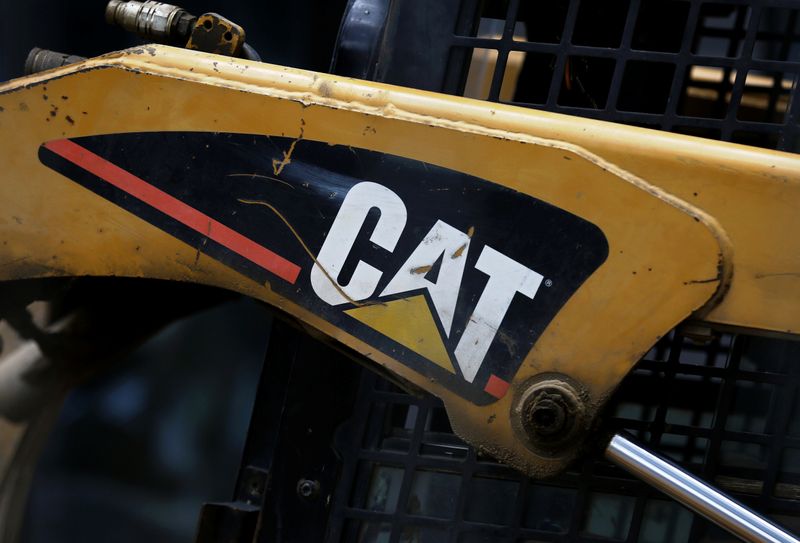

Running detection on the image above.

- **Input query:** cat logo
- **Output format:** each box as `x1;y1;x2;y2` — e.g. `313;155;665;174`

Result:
41;132;608;405
311;181;544;389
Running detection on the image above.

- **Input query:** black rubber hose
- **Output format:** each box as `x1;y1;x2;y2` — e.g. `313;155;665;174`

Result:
242;42;262;62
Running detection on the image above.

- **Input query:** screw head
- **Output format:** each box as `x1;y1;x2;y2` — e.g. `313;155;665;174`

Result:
296;478;320;500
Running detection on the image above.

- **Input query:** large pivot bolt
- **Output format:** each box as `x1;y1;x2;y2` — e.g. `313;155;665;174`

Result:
528;390;569;437
513;375;588;456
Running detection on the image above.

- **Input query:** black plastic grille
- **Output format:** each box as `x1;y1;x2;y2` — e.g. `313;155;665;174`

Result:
325;1;800;541
328;332;800;543
444;0;800;152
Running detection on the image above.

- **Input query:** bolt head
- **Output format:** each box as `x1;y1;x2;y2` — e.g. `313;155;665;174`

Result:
513;375;588;457
529;396;567;436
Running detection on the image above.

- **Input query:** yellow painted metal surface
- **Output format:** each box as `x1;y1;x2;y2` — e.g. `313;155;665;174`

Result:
0;45;793;475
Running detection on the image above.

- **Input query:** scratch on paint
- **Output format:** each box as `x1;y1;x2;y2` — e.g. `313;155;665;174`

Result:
467;226;475;238
754;271;800;279
0;256;31;269
496;330;517;357
227;172;295;189
272;124;304;176
194;221;211;267
272;139;298;175
411;264;432;274
347;145;363;166
237;198;366;306
451;243;467;259
684;277;718;285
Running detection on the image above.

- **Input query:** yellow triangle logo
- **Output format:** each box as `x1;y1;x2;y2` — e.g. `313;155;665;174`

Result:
345;295;455;373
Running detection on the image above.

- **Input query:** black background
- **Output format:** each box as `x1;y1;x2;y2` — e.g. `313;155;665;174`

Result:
0;0;346;82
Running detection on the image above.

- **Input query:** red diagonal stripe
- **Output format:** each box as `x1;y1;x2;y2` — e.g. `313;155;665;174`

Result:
45;138;301;284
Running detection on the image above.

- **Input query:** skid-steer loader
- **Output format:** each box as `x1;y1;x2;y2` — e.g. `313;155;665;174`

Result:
1;1;799;541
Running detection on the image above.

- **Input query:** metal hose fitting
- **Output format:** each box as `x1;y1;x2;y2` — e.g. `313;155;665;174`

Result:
105;0;194;44
24;48;86;75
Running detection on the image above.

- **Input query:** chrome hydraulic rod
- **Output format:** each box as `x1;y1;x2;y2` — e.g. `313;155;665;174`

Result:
606;433;799;543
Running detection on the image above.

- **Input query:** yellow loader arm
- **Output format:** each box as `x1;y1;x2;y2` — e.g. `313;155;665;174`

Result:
0;45;798;478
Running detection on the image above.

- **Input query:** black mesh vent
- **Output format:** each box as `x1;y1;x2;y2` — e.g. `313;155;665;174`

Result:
444;0;800;152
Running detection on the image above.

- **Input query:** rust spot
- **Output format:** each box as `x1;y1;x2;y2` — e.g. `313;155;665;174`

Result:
42;94;48;101
65;115;74;125
61;96;68;100
487;414;496;424
19;102;28;111
0;106;4;112
411;264;432;274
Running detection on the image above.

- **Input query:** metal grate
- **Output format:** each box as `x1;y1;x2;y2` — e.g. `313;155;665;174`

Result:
323;1;800;541
328;332;800;543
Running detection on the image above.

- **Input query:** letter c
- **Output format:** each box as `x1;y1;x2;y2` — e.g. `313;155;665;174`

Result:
311;182;407;305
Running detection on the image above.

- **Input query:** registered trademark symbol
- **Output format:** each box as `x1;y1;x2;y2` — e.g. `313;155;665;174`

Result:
544;279;553;287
